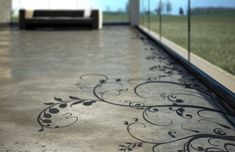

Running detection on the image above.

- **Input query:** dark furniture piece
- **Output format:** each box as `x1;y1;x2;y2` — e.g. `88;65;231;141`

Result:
19;9;100;30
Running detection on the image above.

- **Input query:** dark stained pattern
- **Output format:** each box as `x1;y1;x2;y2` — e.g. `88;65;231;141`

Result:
37;33;235;151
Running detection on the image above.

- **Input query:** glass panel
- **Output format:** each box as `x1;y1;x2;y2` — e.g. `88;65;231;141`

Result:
191;0;235;75
140;0;149;28
92;0;129;23
139;0;144;26
12;0;20;22
161;0;188;49
149;0;160;38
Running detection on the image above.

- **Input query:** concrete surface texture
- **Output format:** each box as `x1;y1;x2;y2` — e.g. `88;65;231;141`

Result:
0;26;235;152
0;0;11;23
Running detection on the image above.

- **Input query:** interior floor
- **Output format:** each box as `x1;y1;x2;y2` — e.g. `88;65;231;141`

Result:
0;26;234;152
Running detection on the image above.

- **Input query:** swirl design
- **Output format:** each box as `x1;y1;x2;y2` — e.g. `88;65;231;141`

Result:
37;74;235;151
37;35;235;151
37;96;97;132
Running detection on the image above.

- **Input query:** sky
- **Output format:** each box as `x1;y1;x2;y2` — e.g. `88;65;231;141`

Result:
13;0;235;14
145;0;235;14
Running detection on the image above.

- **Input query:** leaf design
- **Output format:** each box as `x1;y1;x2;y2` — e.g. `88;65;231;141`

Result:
168;130;176;138
137;143;142;147
124;121;129;125
59;104;67;108
42;119;52;124
119;142;143;152
49;108;59;114
116;78;121;82
219;123;232;130
70;100;84;107
99;79;106;84
83;100;96;106
43;113;52;118
37;74;235;152
44;102;55;105
69;96;81;100
175;99;184;103
54;97;63;102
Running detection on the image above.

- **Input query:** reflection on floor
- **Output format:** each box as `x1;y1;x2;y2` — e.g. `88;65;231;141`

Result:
0;26;234;152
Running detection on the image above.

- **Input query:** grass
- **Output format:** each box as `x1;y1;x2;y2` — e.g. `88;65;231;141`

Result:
103;12;129;23
140;15;235;75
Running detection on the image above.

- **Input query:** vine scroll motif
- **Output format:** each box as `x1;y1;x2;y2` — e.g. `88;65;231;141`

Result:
37;74;235;151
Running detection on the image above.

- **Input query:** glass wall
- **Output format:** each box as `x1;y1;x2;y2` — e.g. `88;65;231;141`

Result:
149;0;159;36
162;0;188;49
11;0;129;23
139;0;235;75
140;0;148;28
95;0;129;23
191;0;235;75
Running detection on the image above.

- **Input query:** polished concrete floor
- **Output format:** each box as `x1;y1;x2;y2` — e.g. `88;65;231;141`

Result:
0;26;235;152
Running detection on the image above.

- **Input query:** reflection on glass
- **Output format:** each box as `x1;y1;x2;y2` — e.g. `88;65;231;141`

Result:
140;0;148;28
100;0;129;23
139;0;144;26
161;0;188;49
139;0;235;75
191;0;235;75
149;0;159;37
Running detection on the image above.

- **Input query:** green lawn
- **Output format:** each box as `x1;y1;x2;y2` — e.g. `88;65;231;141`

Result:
191;15;235;75
103;12;129;23
141;15;235;75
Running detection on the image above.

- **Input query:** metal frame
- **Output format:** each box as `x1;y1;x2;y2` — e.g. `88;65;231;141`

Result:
188;0;191;61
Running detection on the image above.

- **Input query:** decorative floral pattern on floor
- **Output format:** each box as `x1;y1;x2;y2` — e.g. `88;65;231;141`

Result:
37;34;235;152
